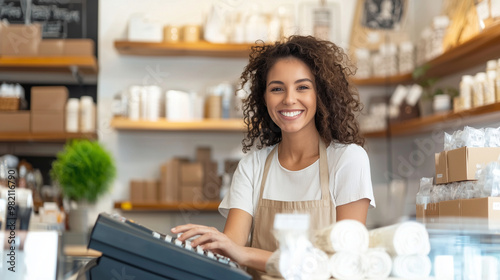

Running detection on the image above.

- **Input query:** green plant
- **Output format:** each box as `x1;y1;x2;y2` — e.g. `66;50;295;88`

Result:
412;64;459;100
50;140;116;203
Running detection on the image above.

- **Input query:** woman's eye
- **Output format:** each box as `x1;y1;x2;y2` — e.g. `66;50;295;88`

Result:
270;87;283;92
298;85;309;90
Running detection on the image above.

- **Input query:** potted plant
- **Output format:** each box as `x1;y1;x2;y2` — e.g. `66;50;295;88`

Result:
50;139;116;232
413;64;439;117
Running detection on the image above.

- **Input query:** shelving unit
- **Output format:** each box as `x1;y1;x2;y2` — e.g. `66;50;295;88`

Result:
0;56;98;84
114;40;254;58
111;117;245;132
114;201;220;212
0;132;98;142
362;103;500;138
352;24;500;86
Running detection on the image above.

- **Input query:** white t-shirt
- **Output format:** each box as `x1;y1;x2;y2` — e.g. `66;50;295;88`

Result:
219;143;375;218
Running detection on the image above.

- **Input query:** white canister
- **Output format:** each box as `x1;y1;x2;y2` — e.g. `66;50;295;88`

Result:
460;75;474;110
65;98;80;132
128;85;141;120
80;96;95;133
473;72;487;107
433;94;451;113
147;85;161;121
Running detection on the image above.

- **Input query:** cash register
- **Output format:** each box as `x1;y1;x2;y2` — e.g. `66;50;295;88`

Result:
77;213;251;280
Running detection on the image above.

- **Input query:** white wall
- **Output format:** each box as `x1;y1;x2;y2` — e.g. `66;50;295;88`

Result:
94;0;357;231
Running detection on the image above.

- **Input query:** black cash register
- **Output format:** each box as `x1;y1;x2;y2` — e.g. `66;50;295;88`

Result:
77;213;252;280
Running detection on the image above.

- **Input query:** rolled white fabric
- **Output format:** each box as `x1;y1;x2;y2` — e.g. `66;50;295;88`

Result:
278;247;330;280
369;221;430;256
391;254;431;279
329;252;365;280
364;248;392;279
314;219;369;254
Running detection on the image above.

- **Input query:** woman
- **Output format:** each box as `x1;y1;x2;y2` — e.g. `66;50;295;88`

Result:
172;35;375;277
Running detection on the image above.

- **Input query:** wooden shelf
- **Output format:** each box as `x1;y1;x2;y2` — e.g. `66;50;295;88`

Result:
389;102;500;136
362;129;388;138
114;201;220;212
0;56;98;74
353;24;500;86
0;132;98;142
114;40;254;58
352;73;413;86
111;117;245;132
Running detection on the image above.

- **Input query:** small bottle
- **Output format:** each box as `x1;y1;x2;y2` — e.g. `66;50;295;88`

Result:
496;58;500;102
80;96;94;133
485;60;497;105
460;75;474;110
473;72;486;108
66;98;80;132
128;86;141;121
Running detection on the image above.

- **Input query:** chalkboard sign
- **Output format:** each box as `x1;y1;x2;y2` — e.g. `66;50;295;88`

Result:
0;0;90;39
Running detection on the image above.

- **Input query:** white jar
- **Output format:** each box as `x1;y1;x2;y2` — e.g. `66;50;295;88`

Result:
433;94;451;113
473;72;487;107
80;96;95;133
460;75;474;109
486;60;497;105
128;86;141;120
146;85;161;121
65;98;80;133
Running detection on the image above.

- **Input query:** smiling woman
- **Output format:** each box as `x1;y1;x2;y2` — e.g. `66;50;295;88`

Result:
172;36;375;279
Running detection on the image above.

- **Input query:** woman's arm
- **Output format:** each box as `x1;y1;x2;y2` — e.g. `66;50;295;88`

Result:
173;208;272;271
335;198;370;225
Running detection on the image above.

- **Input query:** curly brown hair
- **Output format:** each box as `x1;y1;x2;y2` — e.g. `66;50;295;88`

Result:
239;35;364;153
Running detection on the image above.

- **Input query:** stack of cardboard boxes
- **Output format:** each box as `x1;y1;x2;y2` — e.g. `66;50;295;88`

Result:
129;147;222;204
0;86;68;133
31;86;68;133
417;146;500;225
0;22;94;57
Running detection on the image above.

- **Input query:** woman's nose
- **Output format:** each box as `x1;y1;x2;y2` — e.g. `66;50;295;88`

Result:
282;89;297;105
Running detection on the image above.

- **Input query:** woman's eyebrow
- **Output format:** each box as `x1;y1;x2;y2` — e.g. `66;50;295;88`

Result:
267;78;313;87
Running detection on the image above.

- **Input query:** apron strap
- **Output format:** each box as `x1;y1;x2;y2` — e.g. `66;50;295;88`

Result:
319;140;330;201
258;146;278;201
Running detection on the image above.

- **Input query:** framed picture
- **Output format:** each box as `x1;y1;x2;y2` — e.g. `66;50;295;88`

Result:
298;2;341;44
361;0;405;30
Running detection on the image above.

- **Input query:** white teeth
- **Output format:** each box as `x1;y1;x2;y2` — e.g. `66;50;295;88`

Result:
280;111;301;117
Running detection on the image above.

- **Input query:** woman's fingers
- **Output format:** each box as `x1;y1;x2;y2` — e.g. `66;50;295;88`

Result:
172;224;220;242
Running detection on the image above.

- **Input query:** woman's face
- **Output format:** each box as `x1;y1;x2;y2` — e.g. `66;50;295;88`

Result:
264;57;317;136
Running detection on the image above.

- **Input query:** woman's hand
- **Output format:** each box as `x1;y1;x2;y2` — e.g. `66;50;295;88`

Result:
171;224;247;264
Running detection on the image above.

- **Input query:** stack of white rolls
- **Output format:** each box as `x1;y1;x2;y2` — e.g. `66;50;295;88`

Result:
314;219;392;279
368;221;432;279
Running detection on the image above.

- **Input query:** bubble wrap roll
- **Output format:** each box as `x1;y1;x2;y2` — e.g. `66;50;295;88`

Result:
391;254;431;278
314;219;369;254
369;221;430;256
329;252;365;280
364;248;392;279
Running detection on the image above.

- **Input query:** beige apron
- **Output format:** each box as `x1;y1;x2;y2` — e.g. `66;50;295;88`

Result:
248;140;336;279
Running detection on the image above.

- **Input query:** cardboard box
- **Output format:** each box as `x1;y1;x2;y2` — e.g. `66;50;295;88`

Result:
416;204;425;221
447;147;500;182
202;161;221;200
180;162;203;186
160;158;188;202
461;197;500;223
144;180;159;203
0;23;41;56
424;202;440;219
31;86;68;111
63;39;95;56
0;111;30;132
196;147;212;162
129;180;145;203
439;199;461;217
180;186;204;203
31;111;64;132
38;39;64;56
435;151;448;184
